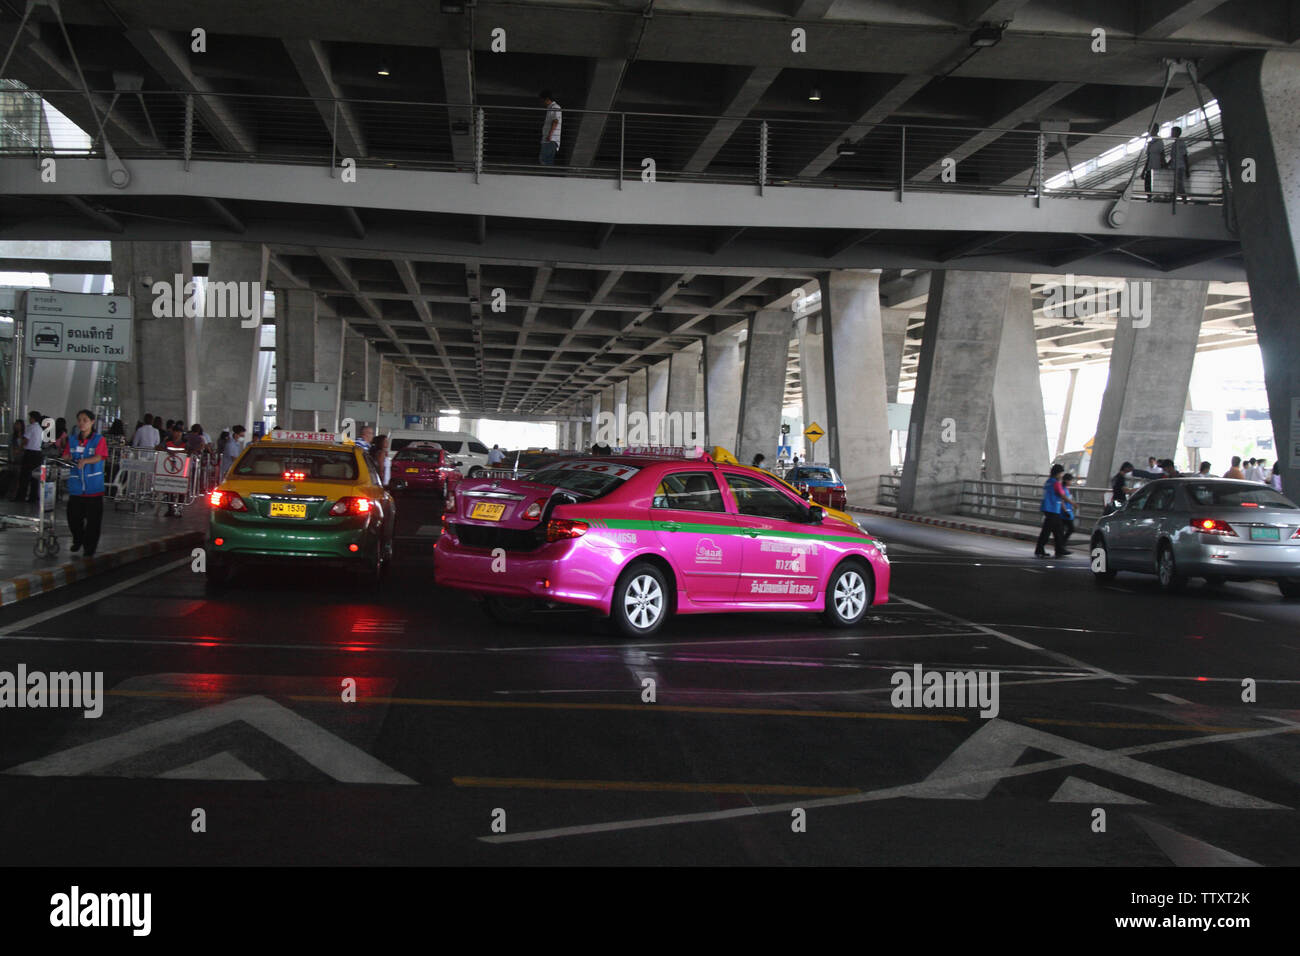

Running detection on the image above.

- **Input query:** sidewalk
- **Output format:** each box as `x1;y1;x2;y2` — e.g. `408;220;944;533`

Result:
849;505;1047;543
0;496;206;606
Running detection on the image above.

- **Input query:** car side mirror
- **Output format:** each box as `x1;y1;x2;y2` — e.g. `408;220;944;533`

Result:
808;505;824;524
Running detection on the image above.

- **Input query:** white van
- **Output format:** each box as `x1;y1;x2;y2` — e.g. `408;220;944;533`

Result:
386;430;492;476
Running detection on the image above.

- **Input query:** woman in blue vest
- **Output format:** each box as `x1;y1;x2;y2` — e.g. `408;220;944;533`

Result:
66;409;109;557
1033;463;1071;558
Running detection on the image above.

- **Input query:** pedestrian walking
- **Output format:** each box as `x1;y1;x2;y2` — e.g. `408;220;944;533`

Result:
13;411;45;503
1109;461;1134;511
1170;126;1189;202
220;425;246;477
1223;456;1245;480
539;90;561;166
1143;124;1166;198
66;409;108;557
1034;464;1071;558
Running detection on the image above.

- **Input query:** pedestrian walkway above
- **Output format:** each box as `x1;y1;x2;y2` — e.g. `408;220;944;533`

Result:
0;497;206;606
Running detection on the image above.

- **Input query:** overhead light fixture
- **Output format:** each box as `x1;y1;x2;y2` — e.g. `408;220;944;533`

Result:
441;1;466;12
836;140;857;156
377;62;390;77
969;23;1004;47
808;87;822;102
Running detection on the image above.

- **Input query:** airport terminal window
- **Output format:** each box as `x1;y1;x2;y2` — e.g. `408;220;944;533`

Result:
724;472;809;522
653;472;724;512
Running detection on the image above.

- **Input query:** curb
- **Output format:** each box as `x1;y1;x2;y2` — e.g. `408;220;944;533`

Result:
848;506;1039;543
0;530;204;607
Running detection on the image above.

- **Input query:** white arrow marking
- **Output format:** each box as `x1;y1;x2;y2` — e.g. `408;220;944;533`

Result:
159;752;266;781
3;694;415;784
1133;817;1260;867
1050;776;1146;804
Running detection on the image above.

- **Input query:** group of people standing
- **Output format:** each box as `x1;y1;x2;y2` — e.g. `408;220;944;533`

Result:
1035;464;1079;558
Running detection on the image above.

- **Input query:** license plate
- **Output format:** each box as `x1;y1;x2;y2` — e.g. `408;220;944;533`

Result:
405;467;420;473
1250;526;1280;540
470;502;506;521
270;502;308;518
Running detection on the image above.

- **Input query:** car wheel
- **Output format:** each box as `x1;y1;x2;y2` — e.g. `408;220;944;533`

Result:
1278;578;1300;600
611;561;669;638
468;467;485;478
1090;536;1116;584
823;560;871;627
1155;544;1186;593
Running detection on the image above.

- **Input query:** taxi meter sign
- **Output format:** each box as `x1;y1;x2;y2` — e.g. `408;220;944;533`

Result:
153;451;190;493
804;422;826;445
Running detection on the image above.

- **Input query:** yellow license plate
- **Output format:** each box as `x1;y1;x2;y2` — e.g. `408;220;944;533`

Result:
405;467;420;473
270;502;308;518
470;502;506;521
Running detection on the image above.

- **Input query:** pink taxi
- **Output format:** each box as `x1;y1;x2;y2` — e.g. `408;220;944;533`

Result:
433;451;890;636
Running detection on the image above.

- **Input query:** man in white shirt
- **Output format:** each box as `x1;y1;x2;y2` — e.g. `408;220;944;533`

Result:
220;425;246;476
133;413;160;450
14;411;46;503
539;90;561;166
1245;458;1262;482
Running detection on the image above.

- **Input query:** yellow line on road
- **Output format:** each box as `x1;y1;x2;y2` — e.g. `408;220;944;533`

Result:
103;689;1267;733
453;776;859;796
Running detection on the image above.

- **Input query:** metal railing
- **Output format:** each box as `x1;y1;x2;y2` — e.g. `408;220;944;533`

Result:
876;474;900;508
959;479;1111;527
104;444;221;514
0;89;1227;203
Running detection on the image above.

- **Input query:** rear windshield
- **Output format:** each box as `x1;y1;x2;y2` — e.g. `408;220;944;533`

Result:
527;460;640;499
1186;483;1297;509
234;447;359;481
394;448;444;463
793;467;836;481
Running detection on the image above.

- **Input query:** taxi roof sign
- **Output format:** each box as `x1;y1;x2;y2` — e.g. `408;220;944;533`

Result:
264;429;353;444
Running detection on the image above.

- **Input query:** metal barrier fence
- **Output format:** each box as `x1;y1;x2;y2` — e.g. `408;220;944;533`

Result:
104;445;221;514
876;474;900;508
1;89;1227;203
958;479;1112;527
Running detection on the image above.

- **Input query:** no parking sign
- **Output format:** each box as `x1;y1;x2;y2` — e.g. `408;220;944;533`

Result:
154;451;190;493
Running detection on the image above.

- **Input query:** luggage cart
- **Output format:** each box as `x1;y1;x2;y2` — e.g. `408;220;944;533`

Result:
0;457;72;557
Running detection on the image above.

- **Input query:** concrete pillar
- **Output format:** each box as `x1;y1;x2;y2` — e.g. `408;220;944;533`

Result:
898;271;1012;514
342;330;368;404
984;274;1050;481
613;379;629;445
646;359;669;443
1085;279;1208;487
365;342;381;403
625;368;649;442
705;330;742;451
316;312;344;432
276;289;319;431
379;359;397;414
666;341;702;445
796;314;827;446
1211;50;1300;496
820;270;892;504
199;242;267;433
882;308;909;403
110;240;194;424
735;310;790;467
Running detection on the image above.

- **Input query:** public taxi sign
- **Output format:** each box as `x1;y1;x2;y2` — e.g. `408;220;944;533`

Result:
804;422;826;444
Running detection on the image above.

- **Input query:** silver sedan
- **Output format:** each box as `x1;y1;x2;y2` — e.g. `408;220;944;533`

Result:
1090;477;1300;597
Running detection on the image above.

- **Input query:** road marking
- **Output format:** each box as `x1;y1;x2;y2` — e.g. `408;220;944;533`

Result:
1021;569;1043;574
3;694;415;784
1150;693;1192;705
1220;612;1264;623
915;719;1280;807
893;594;1136;686
454;776;859;797
1133;817;1260;867
1050;777;1146;804
0;556;190;638
480;720;1297;844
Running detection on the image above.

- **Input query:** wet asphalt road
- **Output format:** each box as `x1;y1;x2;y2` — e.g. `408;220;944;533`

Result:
0;501;1297;866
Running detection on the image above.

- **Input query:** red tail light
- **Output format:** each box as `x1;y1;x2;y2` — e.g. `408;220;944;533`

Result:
522;501;544;521
330;496;372;516
209;490;247;512
282;470;307;482
1292;527;1300;539
1191;517;1237;536
546;518;589;542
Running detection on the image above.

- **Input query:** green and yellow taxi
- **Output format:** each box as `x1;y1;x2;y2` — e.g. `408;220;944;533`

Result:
206;430;395;587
